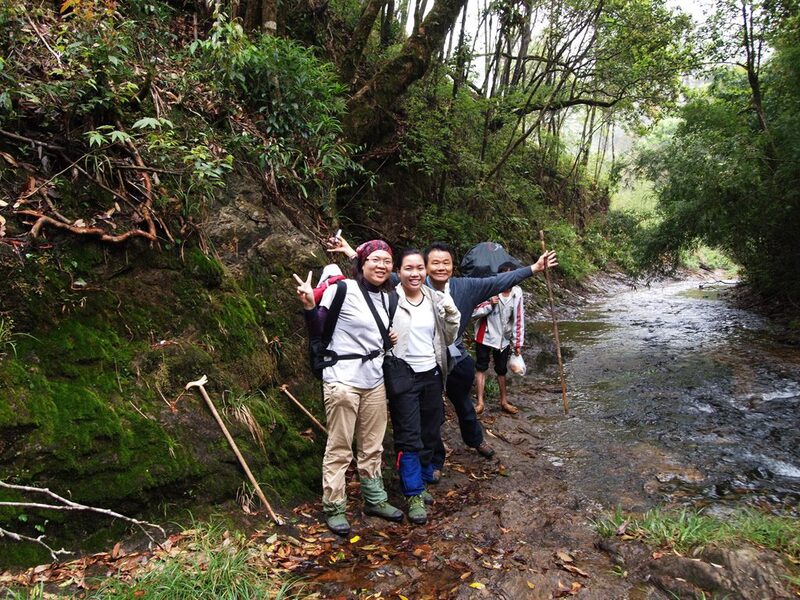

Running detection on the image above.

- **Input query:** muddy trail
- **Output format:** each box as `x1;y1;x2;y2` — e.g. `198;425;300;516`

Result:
298;276;800;599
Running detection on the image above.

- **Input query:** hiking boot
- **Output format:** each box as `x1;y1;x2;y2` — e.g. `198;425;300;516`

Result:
361;476;404;522
420;489;434;505
363;500;404;522
476;441;495;458
407;495;427;525
322;501;351;536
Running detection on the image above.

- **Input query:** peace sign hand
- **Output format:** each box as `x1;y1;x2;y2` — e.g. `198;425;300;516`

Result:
293;271;316;310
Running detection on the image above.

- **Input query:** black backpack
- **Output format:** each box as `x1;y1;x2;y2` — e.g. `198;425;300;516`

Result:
309;281;398;379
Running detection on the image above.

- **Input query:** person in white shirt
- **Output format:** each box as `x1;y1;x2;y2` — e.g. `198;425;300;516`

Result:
294;240;403;535
385;249;459;525
471;262;525;415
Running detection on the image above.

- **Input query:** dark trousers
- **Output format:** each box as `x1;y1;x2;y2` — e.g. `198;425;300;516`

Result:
387;366;443;470
432;354;484;469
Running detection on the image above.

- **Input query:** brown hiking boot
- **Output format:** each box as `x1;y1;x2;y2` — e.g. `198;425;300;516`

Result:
476;442;495;458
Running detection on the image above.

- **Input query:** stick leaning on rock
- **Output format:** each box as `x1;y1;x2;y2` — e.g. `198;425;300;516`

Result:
185;375;284;525
280;385;328;434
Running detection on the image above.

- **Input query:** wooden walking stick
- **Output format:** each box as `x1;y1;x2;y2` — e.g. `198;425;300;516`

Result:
280;384;328;434
185;375;284;525
539;230;569;415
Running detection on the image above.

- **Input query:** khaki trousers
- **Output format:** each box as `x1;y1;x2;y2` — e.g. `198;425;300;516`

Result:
321;382;387;505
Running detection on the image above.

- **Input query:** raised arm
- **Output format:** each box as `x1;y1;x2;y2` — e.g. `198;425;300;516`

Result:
466;250;559;305
326;232;357;259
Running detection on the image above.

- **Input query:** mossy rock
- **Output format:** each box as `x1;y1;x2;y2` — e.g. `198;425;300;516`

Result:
0;232;325;567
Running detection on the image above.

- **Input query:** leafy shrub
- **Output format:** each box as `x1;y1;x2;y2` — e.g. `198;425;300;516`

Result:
191;14;364;199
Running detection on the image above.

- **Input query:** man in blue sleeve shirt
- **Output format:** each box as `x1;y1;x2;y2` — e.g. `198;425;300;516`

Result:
423;242;557;478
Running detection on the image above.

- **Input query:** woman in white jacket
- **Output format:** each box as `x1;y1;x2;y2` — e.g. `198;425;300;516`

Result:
388;249;460;525
471;262;524;415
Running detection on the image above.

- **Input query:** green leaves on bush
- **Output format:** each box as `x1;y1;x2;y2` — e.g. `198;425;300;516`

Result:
190;13;363;200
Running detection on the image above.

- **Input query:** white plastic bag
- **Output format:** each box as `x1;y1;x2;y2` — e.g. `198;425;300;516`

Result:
508;353;526;376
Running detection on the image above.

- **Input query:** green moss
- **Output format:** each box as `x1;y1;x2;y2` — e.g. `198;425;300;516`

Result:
1;237;325;567
185;248;224;288
0;541;50;567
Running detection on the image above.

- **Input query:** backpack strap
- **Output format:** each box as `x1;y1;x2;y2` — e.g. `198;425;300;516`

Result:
387;290;398;326
320;280;347;349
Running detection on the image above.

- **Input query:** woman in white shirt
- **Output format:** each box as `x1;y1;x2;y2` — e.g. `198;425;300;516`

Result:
294;240;403;535
386;249;460;524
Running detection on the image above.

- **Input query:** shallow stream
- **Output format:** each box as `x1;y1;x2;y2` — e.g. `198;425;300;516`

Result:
527;278;800;517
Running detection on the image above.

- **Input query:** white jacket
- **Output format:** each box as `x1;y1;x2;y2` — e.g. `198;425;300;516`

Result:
471;286;524;352
391;286;460;385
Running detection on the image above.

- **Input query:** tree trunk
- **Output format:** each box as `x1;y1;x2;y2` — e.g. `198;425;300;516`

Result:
344;0;468;145
341;0;389;85
244;0;259;31
381;0;395;48
451;4;467;97
413;0;429;33
510;1;533;88
261;0;277;34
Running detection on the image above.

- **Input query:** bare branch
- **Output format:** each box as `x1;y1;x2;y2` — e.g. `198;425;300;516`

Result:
0;481;166;552
24;13;62;66
0;526;70;563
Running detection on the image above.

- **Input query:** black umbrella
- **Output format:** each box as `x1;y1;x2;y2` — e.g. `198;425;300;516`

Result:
460;241;523;278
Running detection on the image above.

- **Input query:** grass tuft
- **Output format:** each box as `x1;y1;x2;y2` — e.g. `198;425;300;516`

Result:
593;507;800;560
86;522;305;600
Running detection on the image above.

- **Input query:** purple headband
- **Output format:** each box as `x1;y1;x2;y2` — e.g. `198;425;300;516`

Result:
356;240;392;262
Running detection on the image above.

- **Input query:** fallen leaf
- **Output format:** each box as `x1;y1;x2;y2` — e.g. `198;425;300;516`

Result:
469;582;485;589
560;563;590;578
460;571;472;580
526;580;535;589
652;551;664;559
555;550;574;563
111;542;122;559
615;520;629;536
398;595;409;600
349;535;361;544
412;544;431;558
0;150;18;166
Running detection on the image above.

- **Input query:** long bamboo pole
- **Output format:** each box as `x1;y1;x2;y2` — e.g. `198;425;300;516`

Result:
539;230;569;415
280;385;328;434
186;375;284;525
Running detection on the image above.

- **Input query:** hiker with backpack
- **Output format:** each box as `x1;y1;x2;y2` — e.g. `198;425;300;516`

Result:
471;261;525;415
293;240;403;535
383;249;460;524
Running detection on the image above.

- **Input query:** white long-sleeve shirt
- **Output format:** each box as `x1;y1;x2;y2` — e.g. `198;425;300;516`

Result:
471;286;524;352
